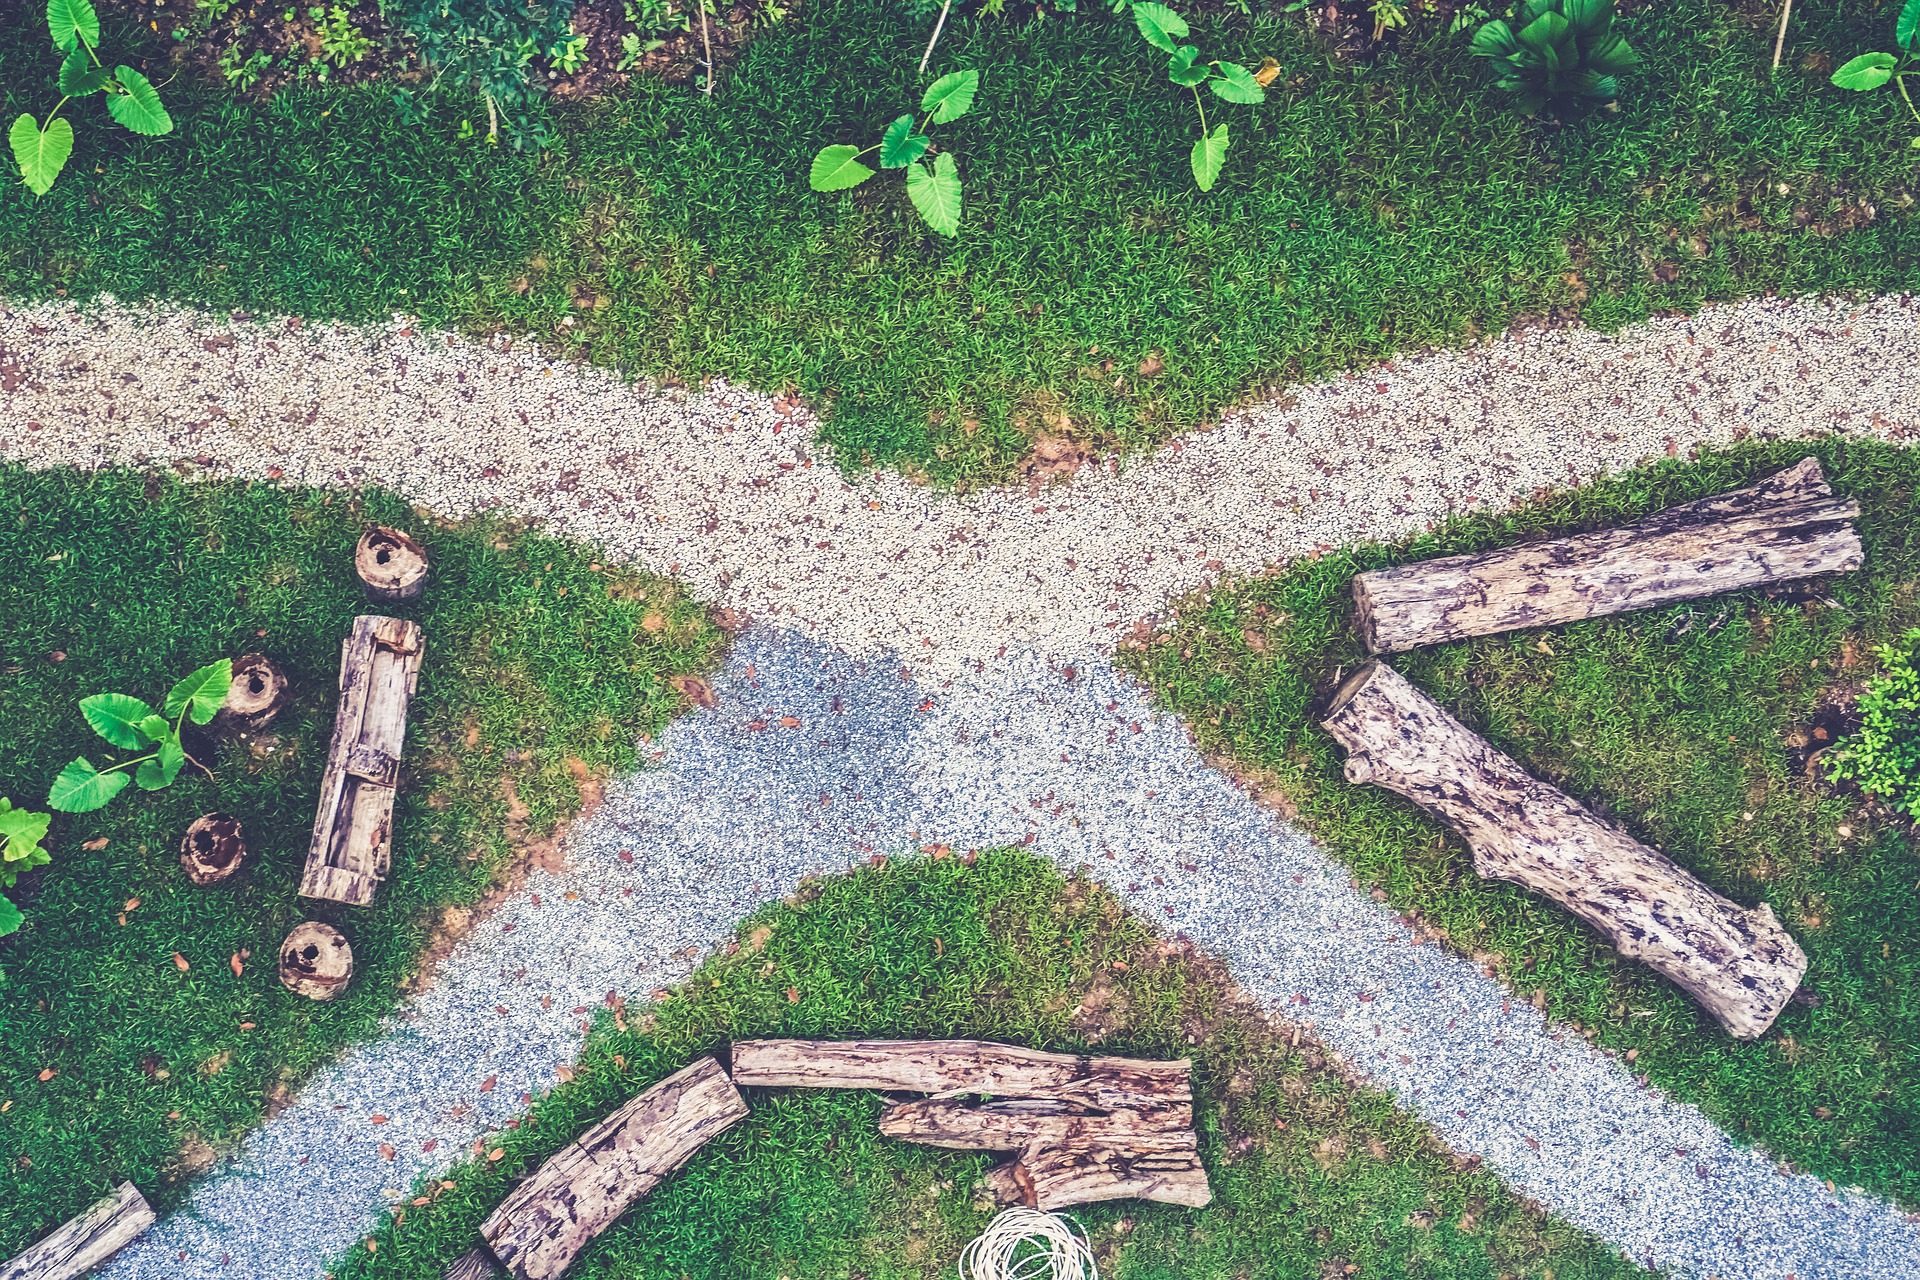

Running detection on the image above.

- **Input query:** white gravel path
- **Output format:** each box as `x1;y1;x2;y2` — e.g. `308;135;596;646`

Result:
4;293;1919;1280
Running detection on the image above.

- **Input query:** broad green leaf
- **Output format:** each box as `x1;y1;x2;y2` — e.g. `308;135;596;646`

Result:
1562;0;1608;35
905;151;963;237
1516;11;1569;52
1167;45;1209;87
137;714;170;741
0;894;22;937
1586;31;1640;70
49;757;130;813
1469;18;1518;57
59;46;110;96
48;0;100;52
1832;51;1898;90
1190;121;1229;191
809;144;875;191
0;801;50;866
108;67;173;136
136;738;185;791
11;114;73;197
1900;0;1920;51
165;658;232;725
1132;1;1189;53
880;114;930;169
920;69;979;124
81;692;158;749
1210;62;1266;104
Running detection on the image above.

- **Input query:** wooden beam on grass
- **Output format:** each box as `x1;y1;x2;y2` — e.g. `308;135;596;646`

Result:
730;1039;1192;1111
0;1182;154;1280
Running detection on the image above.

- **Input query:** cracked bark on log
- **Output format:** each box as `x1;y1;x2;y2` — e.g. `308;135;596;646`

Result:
355;524;430;603
1351;457;1863;655
878;1096;1192;1149
479;1057;748;1280
1322;661;1807;1038
730;1039;1191;1111
1001;1133;1212;1210
0;1182;154;1280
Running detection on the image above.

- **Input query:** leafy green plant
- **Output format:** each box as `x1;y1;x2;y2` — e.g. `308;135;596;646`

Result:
548;32;589;72
314;4;374;66
1829;629;1920;820
219;44;275;89
1369;0;1408;41
808;69;979;237
0;799;52;940
10;0;174;196
391;0;576;148
1468;0;1639;118
1830;0;1920;147
1117;1;1269;192
48;659;232;814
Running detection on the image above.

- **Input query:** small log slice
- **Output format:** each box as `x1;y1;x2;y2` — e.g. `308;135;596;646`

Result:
1322;661;1807;1038
180;813;247;887
278;921;353;1001
0;1181;155;1280
212;653;290;736
355;525;430;604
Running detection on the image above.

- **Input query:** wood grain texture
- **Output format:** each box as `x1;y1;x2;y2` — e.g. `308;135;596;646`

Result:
480;1057;748;1280
355;524;430;603
1351;457;1863;654
0;1182;154;1280
299;616;423;906
1322;661;1807;1038
440;1245;505;1280
1010;1133;1212;1210
730;1039;1192;1111
878;1096;1192;1150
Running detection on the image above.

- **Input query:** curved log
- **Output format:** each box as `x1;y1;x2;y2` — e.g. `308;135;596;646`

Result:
1321;661;1806;1038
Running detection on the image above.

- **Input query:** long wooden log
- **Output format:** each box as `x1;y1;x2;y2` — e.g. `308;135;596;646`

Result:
1005;1133;1212;1211
730;1040;1191;1112
1322;661;1807;1038
878;1096;1192;1150
0;1183;154;1280
480;1057;748;1280
1351;457;1863;655
299;616;423;906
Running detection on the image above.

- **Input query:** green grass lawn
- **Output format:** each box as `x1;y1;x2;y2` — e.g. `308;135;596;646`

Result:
3;0;1916;487
334;852;1644;1280
0;465;725;1258
1122;440;1920;1207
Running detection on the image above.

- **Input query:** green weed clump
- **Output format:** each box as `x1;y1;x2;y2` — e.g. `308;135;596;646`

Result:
1830;628;1920;820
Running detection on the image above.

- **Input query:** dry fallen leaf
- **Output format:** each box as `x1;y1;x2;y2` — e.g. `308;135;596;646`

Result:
80;837;109;851
479;1075;497;1092
555;1063;576;1083
369;1114;389;1124
172;953;190;972
37;1068;54;1082
230;954;245;978
669;674;715;708
1253;56;1281;87
379;1143;396;1160
487;1147;506;1162
125;898;140;912
786;986;801;1004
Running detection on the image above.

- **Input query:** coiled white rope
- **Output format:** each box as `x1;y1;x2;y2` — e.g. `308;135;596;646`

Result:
957;1208;1100;1280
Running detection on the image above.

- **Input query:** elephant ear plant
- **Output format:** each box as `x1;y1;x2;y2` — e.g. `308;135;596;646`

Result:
809;69;980;237
1121;1;1271;191
1830;0;1920;147
0;799;53;941
11;0;174;196
49;659;232;813
1468;0;1639;118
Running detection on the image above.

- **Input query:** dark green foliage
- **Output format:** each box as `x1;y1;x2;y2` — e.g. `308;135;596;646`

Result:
1122;441;1920;1207
390;0;576;148
1469;0;1639;117
1829;629;1920;819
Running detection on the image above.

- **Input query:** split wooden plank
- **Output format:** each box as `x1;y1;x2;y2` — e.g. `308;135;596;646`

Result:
878;1096;1191;1150
478;1057;748;1280
730;1039;1191;1112
299;615;423;906
1004;1132;1212;1211
1350;456;1863;655
1322;661;1807;1038
0;1182;154;1280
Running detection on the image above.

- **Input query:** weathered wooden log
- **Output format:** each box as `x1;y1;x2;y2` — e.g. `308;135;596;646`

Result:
212;653;289;736
355;525;430;604
1002;1133;1212;1211
1351;457;1863;655
441;1246;506;1280
878;1096;1192;1150
299;616;423;906
1322;661;1807;1038
730;1040;1191;1112
0;1182;154;1280
480;1057;748;1280
278;920;353;1000
179;813;246;887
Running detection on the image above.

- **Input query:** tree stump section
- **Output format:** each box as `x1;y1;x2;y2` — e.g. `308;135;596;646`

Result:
212;653;289;736
1005;1133;1212;1210
1322;661;1807;1038
278;920;353;1000
299;616;423;905
1350;457;1863;654
180;813;247;887
476;1057;749;1280
355;525;430;604
0;1181;154;1280
730;1039;1192;1112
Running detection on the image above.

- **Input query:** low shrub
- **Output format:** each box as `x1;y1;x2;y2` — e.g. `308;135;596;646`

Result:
1468;0;1639;118
389;0;578;148
1830;628;1920;820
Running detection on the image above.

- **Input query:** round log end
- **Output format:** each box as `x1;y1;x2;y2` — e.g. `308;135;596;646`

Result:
214;653;290;736
1350;576;1383;655
1323;660;1384;720
279;921;353;1000
355;525;430;602
180;813;247;886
